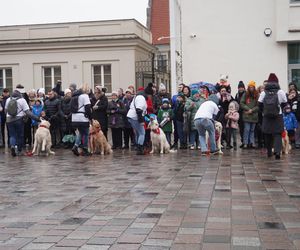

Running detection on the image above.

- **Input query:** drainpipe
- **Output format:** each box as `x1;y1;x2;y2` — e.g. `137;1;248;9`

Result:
170;0;177;96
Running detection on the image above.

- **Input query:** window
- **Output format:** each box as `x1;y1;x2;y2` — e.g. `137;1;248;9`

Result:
157;54;168;72
0;68;13;94
288;43;300;64
92;65;112;93
43;66;61;93
291;0;300;3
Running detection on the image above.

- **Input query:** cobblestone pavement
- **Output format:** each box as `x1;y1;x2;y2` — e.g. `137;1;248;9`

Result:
0;148;300;250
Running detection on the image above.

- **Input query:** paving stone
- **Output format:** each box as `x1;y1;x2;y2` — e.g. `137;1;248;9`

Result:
232;237;261;247
87;237;116;245
22;243;55;249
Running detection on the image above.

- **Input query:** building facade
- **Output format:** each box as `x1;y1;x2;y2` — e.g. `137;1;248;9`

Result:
170;0;300;94
0;19;154;94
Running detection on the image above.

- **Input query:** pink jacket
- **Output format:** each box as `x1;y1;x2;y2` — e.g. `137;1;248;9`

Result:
225;111;239;129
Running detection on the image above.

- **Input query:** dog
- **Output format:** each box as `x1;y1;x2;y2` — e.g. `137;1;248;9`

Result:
282;130;291;155
32;120;55;156
205;121;223;154
148;119;170;154
89;119;112;155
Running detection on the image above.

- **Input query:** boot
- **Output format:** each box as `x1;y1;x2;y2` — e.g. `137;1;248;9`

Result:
72;145;80;156
233;142;237;151
136;145;144;155
82;148;92;156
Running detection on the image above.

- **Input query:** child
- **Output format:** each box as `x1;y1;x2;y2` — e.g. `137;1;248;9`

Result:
157;98;173;145
174;93;187;149
31;99;44;138
225;101;240;150
283;104;298;146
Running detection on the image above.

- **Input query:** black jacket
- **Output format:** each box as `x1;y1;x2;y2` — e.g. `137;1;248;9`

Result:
91;95;108;130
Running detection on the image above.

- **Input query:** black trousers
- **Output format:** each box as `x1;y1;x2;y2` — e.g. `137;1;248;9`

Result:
264;133;282;155
173;120;178;145
238;118;244;144
24;119;32;146
123;127;134;147
111;128;123;148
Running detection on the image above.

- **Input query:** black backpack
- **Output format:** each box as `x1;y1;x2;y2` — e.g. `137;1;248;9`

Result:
263;89;279;118
6;97;20;117
70;90;84;114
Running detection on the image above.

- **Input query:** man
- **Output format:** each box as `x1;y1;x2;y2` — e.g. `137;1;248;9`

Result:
0;88;10;146
153;83;171;114
127;89;147;155
44;90;63;148
194;94;220;155
5;88;40;156
235;81;246;147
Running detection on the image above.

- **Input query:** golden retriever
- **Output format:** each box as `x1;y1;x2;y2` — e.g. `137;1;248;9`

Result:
282;130;291;155
32;120;55;156
89;119;112;155
205;121;223;154
148;119;170;154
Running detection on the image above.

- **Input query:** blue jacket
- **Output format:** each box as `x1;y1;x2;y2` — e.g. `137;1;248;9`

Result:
283;112;298;131
32;104;43;126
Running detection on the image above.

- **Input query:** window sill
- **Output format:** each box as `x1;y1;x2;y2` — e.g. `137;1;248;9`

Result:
290;3;300;7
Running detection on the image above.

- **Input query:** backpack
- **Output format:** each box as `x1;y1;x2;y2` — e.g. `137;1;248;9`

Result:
263;89;279;118
70;91;84;114
7;97;20;117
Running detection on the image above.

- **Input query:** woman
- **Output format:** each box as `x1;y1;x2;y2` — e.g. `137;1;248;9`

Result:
240;81;259;149
287;88;300;148
255;85;265;148
182;86;191;98
91;86;108;138
258;73;287;159
107;91;126;149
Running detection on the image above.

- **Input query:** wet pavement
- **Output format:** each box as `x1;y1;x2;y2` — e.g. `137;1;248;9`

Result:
0;148;300;249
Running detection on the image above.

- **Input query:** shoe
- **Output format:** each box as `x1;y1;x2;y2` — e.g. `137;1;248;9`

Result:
72;145;80;156
136;145;144;155
233;143;237;151
82;148;92;156
275;153;281;160
226;145;233;150
248;144;255;149
122;145;129;149
211;150;220;155
171;144;178;150
180;144;188;149
11;146;16;157
240;144;244;149
111;146;117;150
189;145;195;150
201;151;209;156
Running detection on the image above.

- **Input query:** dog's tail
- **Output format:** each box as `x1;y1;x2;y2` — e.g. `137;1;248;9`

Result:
42;139;47;152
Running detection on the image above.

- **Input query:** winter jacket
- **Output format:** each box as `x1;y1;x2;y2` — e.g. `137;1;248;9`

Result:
184;97;205;131
157;107;173;133
174;102;185;122
122;97;133;128
44;97;62;124
240;93;259;123
153;92;171;114
225;111;239;129
283;112;298;131
91;95;108;130
288;95;300;122
31;104;43;126
107;100;126;128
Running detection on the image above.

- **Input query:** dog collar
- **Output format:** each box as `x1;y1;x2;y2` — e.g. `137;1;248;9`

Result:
282;131;287;138
152;128;160;135
39;125;49;129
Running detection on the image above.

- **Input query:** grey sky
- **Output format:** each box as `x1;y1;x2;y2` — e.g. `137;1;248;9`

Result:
0;0;149;26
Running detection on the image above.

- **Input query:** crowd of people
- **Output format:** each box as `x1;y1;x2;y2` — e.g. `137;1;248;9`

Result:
0;73;297;159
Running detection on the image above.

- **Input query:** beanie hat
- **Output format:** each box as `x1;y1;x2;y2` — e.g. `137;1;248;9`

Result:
145;83;154;95
268;73;279;83
238;81;245;89
125;88;132;94
191;89;199;96
159;83;166;91
208;94;219;105
111;91;118;96
137;86;145;92
162;98;169;104
69;83;77;91
16;84;25;94
177;92;185;98
248;81;256;88
219;74;228;82
64;88;71;95
38;88;45;95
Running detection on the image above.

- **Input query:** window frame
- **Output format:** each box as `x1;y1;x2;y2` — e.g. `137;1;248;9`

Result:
42;66;62;93
91;64;112;93
0;68;13;94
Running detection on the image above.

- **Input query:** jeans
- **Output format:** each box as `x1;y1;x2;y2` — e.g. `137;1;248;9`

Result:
295;122;300;146
194;118;216;152
189;129;198;146
165;132;171;145
0;122;2;146
74;124;89;149
128;118;145;146
243;122;256;145
226;128;237;146
7;118;24;152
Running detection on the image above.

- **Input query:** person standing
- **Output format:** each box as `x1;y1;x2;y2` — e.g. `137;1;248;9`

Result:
127;90;147;155
258;73;287;159
240;81;259;149
122;89;135;149
0;88;10;147
107;91;126;149
235;81;246;147
5;88;40;156
71;84;92;156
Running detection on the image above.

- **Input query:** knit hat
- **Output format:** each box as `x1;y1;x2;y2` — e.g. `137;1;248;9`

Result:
64;88;71;95
219;74;228;82
191;89;199;96
111;91;118;96
15;84;25;94
268;73;279;83
125;88;133;94
208;94;219;105
145;83;154;95
38;88;45;95
69;83;77;91
177;92;185;98
162;98;169;104
248;81;256;88
238;81;245;89
159;83;166;91
137;86;145;92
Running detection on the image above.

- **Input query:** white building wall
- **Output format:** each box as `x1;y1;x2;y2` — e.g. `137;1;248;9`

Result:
177;0;300;93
